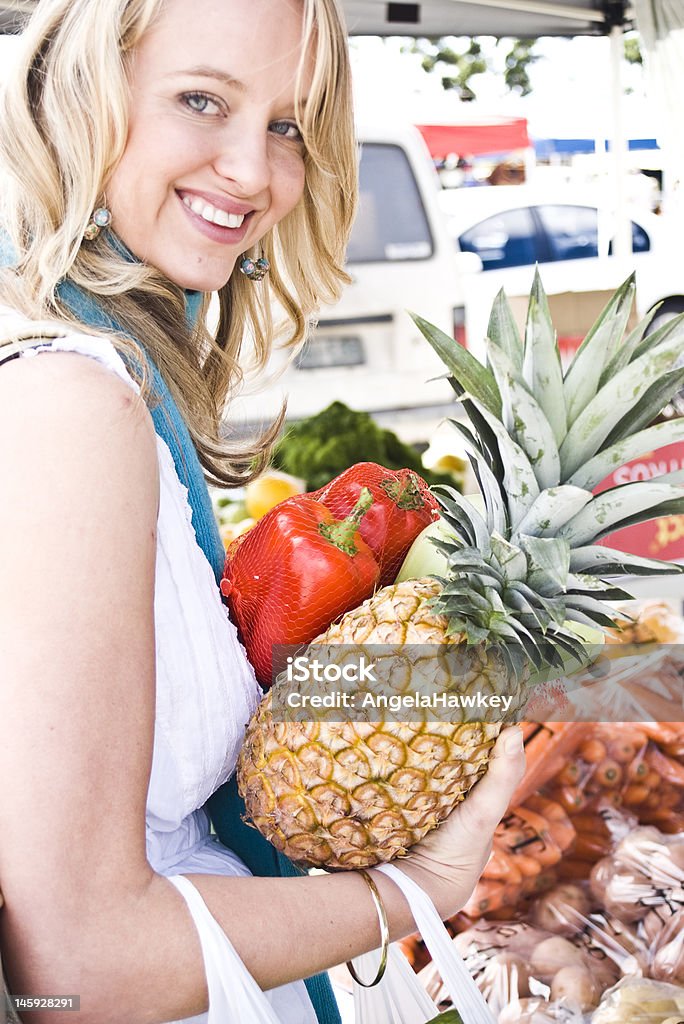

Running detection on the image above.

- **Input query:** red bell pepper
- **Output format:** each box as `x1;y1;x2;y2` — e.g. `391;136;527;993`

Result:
221;488;379;687
312;463;440;585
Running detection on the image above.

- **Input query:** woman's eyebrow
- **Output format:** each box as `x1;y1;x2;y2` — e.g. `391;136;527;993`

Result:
166;65;246;91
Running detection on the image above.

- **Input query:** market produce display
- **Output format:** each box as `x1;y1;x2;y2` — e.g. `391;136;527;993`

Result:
413;802;684;1022
234;273;684;872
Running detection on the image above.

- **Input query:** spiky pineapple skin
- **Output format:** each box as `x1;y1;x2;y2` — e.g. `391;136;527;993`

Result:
237;578;520;869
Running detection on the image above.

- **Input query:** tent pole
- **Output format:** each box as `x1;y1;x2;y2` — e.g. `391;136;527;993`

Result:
610;22;632;261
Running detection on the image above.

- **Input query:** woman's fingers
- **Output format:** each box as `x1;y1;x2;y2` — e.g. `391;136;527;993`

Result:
455;727;526;838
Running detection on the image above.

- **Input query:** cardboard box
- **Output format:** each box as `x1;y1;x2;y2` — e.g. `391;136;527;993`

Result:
507;289;640;363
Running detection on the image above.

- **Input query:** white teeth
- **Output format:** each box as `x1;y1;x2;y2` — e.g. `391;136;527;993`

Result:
214;208;232;227
182;195;245;229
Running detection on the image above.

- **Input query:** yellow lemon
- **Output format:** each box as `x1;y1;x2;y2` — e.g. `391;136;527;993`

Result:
244;472;304;520
220;518;256;550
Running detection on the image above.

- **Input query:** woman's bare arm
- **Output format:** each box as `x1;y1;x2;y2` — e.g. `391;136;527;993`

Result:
0;350;524;1024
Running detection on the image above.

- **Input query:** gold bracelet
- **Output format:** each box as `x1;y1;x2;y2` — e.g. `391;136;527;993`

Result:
346;868;390;987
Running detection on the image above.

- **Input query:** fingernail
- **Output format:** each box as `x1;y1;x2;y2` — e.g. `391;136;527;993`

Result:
502;728;524;754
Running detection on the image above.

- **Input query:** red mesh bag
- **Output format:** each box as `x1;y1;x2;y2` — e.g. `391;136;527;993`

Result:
220;487;380;687
311;462;439;585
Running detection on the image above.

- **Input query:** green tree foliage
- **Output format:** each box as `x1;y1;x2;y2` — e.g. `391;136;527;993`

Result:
503;39;538;96
406;36;540;100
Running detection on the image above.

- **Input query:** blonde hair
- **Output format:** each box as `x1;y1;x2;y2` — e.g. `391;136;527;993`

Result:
0;0;357;486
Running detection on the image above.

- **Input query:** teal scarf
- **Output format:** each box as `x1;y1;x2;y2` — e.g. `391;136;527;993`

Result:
54;273;341;1024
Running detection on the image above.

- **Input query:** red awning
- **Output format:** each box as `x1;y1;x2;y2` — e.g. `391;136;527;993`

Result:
416;118;529;159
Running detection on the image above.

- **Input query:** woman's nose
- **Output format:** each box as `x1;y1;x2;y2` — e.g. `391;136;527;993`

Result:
212;128;271;198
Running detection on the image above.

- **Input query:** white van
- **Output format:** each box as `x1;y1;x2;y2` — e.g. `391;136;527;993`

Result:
224;122;480;443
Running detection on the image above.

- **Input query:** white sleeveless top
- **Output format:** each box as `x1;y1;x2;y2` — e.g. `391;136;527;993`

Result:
0;307;318;1024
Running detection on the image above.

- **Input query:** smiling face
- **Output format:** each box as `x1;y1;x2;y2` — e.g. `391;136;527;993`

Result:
106;0;310;291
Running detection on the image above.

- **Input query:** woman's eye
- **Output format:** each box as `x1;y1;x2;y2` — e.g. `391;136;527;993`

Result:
270;120;303;143
181;92;223;116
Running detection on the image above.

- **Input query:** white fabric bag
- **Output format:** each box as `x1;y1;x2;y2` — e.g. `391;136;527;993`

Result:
351;864;497;1024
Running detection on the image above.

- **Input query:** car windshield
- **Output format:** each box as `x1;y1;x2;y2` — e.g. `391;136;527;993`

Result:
346;143;433;264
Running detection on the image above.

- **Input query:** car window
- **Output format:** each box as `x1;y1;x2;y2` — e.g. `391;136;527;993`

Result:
537;204;599;261
457;208;539;270
346;143;433;264
537;204;651;261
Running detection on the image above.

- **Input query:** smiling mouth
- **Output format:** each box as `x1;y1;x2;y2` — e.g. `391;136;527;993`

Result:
180;194;247;229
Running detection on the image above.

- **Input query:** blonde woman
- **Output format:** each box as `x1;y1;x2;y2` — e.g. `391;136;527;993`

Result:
0;1;526;1021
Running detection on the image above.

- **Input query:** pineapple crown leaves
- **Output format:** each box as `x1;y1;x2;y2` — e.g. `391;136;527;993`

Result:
412;272;684;550
412;272;684;669
428;489;597;672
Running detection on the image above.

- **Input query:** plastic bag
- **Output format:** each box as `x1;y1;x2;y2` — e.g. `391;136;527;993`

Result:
587;826;684;924
456;795;576;921
590;977;684;1023
167;874;285;1023
516;598;684;732
352;864;498;1024
417;913;614;1021
649;908;684;985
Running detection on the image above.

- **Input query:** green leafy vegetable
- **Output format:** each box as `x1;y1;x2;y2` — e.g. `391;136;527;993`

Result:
272;401;452;490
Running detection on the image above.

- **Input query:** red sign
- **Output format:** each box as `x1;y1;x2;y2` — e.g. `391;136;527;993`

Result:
594;440;684;561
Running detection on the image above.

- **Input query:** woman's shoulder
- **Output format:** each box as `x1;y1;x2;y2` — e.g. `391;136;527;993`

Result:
0;305;158;501
0;301;138;393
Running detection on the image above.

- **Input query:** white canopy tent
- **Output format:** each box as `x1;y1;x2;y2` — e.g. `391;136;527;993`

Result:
340;0;631;37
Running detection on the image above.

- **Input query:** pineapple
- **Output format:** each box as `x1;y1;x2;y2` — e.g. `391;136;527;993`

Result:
237;273;684;870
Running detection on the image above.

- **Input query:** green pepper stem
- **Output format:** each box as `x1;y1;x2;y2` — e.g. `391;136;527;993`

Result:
318;486;373;557
380;473;425;511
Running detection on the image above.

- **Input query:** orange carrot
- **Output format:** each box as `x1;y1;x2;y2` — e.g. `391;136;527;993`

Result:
545;816;577;852
513;852;543;878
558;761;583;785
622;784;650;806
464;879;506;916
608;738;637;764
646;746;684;786
570;813;609;835
515;805;552;836
579;738;607;763
484;846;523;884
594;758;623;788
524;795;567;821
572;833;612;861
623;726;649;748
626;758;649;782
639;808;684;832
550;785;587;814
658;786;682;809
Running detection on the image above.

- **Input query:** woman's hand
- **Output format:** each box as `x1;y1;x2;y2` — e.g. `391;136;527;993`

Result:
394;727;526;918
